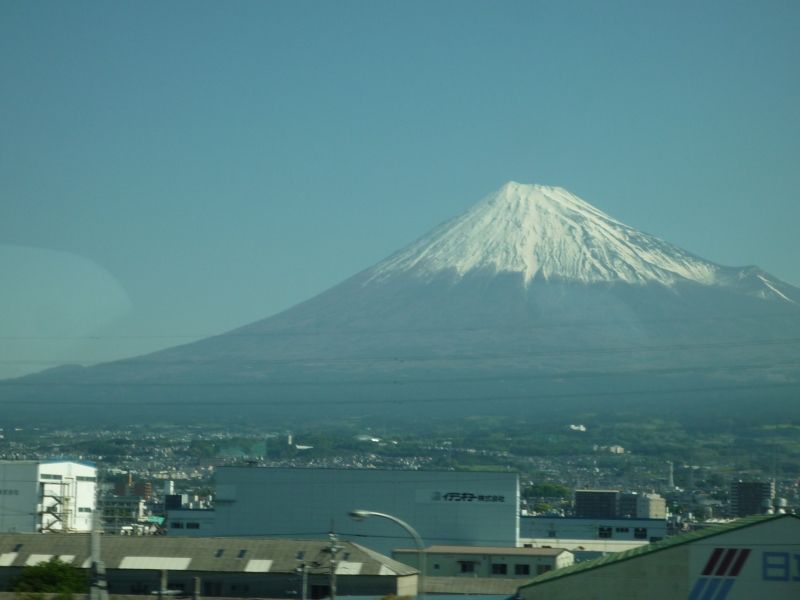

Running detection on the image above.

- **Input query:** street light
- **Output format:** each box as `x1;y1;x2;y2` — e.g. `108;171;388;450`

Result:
349;510;426;600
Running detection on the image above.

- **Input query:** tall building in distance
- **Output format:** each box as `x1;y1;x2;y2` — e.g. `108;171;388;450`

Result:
636;493;668;519
730;480;775;517
575;490;667;519
574;490;619;518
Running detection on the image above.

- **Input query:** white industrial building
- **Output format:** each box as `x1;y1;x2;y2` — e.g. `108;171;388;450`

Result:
519;515;667;561
521;515;667;542
167;467;519;554
0;460;97;533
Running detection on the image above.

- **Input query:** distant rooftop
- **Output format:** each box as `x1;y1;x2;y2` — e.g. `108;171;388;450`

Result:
395;545;569;556
426;576;523;595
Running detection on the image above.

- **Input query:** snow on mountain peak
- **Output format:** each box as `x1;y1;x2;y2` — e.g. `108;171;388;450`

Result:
366;181;720;286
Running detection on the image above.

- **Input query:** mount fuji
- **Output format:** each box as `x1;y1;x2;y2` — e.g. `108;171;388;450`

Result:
6;182;800;421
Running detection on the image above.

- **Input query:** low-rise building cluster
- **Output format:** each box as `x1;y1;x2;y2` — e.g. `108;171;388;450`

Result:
0;458;795;599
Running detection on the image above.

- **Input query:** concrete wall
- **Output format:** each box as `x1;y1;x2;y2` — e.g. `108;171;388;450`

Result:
520;516;666;542
165;508;216;536
201;467;519;554
0;566;415;598
395;550;571;578
103;570;412;598
0;462;38;532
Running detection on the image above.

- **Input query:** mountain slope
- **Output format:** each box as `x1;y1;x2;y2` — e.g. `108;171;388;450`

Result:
5;182;799;421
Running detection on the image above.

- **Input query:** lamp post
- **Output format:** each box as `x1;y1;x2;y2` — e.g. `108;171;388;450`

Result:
349;510;425;600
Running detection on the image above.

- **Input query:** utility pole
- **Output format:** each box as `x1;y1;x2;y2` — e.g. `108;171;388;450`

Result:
328;531;343;600
89;499;109;600
295;549;308;600
159;570;168;600
296;562;308;600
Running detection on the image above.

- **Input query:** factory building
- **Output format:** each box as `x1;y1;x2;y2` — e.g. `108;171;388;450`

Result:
0;533;417;598
394;545;573;578
167;467;519;554
519;516;666;561
166;507;216;534
0;460;97;533
521;515;667;543
730;480;775;517
516;513;800;600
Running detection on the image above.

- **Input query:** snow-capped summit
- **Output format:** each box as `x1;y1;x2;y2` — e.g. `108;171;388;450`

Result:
368;181;720;286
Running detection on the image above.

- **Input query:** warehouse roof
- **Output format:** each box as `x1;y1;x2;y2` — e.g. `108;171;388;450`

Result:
518;538;648;553
395;545;569;556
517;513;799;591
0;534;416;577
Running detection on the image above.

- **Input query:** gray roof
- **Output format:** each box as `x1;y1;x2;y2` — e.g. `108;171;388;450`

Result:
395;545;569;557
0;534;417;577
425;576;525;595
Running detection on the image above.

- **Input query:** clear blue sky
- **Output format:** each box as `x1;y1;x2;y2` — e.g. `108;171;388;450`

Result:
1;0;798;378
